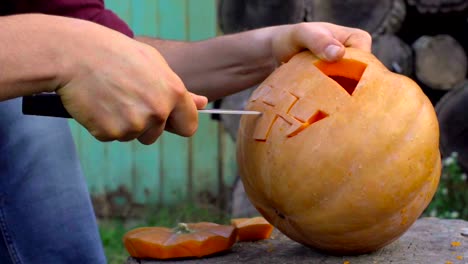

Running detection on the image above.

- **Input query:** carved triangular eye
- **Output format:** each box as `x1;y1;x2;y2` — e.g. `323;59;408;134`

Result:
314;59;368;96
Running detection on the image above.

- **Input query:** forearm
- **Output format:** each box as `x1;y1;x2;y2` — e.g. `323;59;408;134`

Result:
0;14;72;101
136;27;277;101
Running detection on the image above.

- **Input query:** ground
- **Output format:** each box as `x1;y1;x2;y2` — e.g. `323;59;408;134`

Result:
125;217;468;264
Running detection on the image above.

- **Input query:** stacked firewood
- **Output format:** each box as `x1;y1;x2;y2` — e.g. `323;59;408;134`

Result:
219;0;468;103
218;0;468;217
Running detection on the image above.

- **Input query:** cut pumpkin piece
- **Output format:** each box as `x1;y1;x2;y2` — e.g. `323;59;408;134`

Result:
123;222;237;259
231;217;274;242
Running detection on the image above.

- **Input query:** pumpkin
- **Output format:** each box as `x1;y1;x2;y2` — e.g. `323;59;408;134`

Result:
236;48;441;255
123;222;237;259
231;216;274;241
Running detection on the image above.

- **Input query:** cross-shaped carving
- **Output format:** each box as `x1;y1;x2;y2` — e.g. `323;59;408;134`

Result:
249;59;364;141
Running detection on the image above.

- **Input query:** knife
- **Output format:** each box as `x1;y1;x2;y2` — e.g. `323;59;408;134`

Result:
21;93;261;118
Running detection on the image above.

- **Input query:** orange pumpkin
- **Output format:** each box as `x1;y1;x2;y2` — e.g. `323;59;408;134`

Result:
123;222;237;259
237;48;441;254
231;216;274;241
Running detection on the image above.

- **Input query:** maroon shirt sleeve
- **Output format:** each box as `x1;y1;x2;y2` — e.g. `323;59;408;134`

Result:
0;0;134;37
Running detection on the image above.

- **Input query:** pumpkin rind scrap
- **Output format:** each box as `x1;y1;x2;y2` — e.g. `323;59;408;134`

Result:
123;222;237;259
236;48;441;255
231;216;274;241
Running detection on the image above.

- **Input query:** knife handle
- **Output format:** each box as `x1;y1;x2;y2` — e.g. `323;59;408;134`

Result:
22;93;72;118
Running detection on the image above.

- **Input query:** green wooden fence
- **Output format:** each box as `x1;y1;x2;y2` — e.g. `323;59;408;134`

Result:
69;0;237;217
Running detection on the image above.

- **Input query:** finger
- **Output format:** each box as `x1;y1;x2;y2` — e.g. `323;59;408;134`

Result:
342;31;372;52
190;92;208;109
322;23;372;52
165;91;199;137
137;121;165;145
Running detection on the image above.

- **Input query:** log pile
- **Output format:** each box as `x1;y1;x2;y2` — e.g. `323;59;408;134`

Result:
218;0;468;217
218;0;468;102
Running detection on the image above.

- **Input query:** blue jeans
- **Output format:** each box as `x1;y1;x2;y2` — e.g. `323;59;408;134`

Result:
0;98;106;263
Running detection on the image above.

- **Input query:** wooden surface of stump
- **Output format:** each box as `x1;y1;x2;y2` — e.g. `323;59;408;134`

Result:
304;0;406;36
412;34;467;90
372;34;413;76
126;217;468;264
218;0;305;34
407;0;468;13
436;80;468;171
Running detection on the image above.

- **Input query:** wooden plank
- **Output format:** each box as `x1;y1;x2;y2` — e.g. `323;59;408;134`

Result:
188;0;217;41
158;0;187;40
130;0;161;205
104;0;134;195
132;0;159;37
157;0;191;205
77;125;107;195
187;0;220;205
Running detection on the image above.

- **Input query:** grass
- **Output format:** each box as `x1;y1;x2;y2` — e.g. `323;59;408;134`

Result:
99;220;128;264
98;203;230;264
423;152;468;220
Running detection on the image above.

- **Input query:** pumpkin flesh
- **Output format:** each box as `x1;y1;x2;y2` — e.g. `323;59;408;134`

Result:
231;217;274;241
237;48;441;254
123;222;237;259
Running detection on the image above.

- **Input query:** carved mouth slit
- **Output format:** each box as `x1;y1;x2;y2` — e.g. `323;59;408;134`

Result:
287;110;329;137
314;59;368;96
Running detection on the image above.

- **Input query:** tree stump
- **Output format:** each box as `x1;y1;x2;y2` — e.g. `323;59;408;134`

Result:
218;0;305;34
304;0;406;36
436;80;468;172
407;0;468;13
126;217;468;264
372;34;413;76
412;34;467;91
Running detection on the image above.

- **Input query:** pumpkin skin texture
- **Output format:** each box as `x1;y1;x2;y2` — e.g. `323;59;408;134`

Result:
236;48;441;255
123;222;237;259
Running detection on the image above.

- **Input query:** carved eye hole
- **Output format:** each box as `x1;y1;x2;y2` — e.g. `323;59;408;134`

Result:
314;59;368;96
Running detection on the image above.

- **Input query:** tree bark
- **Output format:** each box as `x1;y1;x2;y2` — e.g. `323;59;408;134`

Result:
304;0;406;36
436;80;468;172
372;34;413;76
412;34;467;90
407;0;468;13
218;0;305;34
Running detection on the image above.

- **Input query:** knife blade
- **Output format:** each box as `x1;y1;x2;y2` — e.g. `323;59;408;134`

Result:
197;109;261;115
22;93;261;118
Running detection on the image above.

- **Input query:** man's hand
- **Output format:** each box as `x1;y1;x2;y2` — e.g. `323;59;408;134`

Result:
270;22;372;64
54;17;207;144
0;14;207;144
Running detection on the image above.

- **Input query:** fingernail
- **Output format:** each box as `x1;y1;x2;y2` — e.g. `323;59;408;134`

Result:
324;45;341;61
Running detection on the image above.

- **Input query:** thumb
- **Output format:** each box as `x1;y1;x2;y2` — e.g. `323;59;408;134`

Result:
190;92;208;109
321;44;346;62
274;24;346;63
296;26;346;62
301;23;373;61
